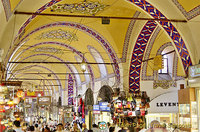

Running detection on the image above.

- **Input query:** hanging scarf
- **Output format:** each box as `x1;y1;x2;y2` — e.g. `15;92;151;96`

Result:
82;101;85;119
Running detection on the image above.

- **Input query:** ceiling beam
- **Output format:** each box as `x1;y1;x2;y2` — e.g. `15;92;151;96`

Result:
7;72;91;75
8;61;116;65
8;78;75;81
22;85;61;87
142;50;175;62
14;11;187;23
35;89;53;90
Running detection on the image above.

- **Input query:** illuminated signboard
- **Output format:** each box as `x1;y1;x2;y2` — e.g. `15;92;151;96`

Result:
99;102;110;112
37;96;51;105
93;105;100;111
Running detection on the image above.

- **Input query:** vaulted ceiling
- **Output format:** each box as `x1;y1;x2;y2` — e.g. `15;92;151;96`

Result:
0;0;199;95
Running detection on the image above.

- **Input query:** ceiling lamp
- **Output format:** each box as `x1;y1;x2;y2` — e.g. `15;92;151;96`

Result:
81;56;87;72
38;93;41;97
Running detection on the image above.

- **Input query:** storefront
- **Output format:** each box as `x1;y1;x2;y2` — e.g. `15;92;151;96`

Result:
92;102;111;125
146;91;179;130
63;107;73;123
188;64;200;131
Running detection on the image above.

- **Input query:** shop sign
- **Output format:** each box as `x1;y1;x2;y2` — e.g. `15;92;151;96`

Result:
25;91;44;97
25;104;31;108
93;105;100;111
99;102;110;112
149;91;178;113
37;96;51;105
98;121;107;130
93;111;100;114
189;64;200;78
156;102;178;107
1;81;22;86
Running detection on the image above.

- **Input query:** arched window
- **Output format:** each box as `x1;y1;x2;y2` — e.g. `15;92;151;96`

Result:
158;54;168;74
158;46;174;78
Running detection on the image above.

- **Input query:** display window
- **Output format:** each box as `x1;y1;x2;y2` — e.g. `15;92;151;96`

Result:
146;113;178;131
178;88;198;132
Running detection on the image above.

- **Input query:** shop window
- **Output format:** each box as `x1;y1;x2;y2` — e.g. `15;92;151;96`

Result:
158;46;174;76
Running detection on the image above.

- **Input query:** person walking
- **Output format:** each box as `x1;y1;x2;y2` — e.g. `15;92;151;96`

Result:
13;120;23;132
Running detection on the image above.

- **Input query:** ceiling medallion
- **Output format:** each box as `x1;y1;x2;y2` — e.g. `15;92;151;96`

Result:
33;47;63;54
50;1;108;15
35;29;78;41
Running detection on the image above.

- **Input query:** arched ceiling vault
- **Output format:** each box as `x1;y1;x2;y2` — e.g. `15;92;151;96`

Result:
9;64;62;94
0;0;199;95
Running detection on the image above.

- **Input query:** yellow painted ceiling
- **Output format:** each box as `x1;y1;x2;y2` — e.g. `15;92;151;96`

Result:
177;0;200;12
19;0;138;59
9;0;21;12
8;0;139;90
3;0;193;94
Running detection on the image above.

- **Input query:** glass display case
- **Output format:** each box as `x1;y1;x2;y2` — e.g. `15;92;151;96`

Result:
179;104;190;115
178;88;198;132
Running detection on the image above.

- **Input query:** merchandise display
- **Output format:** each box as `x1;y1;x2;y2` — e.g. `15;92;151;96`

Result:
110;91;150;128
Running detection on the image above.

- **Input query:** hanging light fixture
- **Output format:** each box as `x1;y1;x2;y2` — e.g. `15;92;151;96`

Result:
81;54;87;72
38;93;41;97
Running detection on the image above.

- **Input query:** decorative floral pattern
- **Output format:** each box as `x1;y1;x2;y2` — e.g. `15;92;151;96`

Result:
129;0;192;93
18;0;62;35
35;29;78;41
130;0;192;73
129;21;157;93
50;1;108;15
33;47;63;54
68;74;73;105
153;80;177;89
